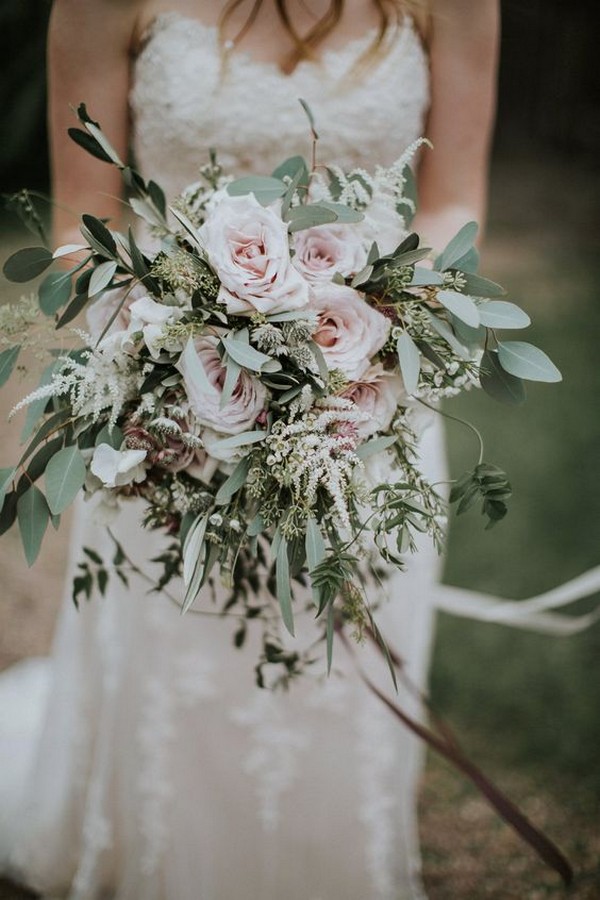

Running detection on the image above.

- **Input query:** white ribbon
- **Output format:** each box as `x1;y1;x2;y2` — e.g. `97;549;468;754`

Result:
435;566;600;636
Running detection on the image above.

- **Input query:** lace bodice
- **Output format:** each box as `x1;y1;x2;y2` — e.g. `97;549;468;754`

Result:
130;12;430;200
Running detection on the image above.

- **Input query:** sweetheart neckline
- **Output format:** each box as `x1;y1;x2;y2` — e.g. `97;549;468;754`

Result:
136;10;420;80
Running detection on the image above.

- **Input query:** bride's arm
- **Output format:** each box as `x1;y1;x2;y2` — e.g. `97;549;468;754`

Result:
414;0;500;249
48;0;142;246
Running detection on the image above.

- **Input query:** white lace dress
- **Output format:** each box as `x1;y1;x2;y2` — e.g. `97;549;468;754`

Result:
0;15;447;899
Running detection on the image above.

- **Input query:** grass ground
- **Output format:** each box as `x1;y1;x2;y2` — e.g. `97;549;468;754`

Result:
0;147;598;897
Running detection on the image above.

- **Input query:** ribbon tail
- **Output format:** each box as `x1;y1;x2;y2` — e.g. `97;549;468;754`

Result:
339;630;574;886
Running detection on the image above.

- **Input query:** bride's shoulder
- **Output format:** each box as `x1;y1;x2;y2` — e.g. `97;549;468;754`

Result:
50;0;147;50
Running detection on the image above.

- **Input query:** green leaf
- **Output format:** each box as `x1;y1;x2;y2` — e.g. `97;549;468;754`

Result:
318;201;364;223
299;97;319;138
130;196;167;229
56;293;90;328
215;456;251;505
80;214;117;258
497;341;562;383
211;430;267;452
94;424;124;450
21;361;62;442
396;331;421;394
17;485;49;566
425;311;471;358
39;272;72;314
409;267;445;287
355;435;397;460
453;246;480;273
0;346;21;387
19;409;71;466
220;355;241;409
0;467;15;513
3;247;53;283
477;301;531;330
272;155;309;181
435;221;479;271
44;446;87;515
479;350;525;406
24;436;64;485
437;290;480;327
227;176;286;205
351;264;374;288
286;204;338;233
182;513;209;612
305;516;326;608
276;536;295;636
457;271;506;298
84;120;125;168
68;128;114;164
89;261;118;297
220;333;281;373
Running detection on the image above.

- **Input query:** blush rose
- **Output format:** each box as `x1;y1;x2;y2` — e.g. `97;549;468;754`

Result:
310;283;391;380
200;193;309;316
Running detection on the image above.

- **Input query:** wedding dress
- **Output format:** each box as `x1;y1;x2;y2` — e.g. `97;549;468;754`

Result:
3;12;599;900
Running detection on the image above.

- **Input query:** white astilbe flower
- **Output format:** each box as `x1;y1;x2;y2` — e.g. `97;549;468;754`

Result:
265;400;368;529
12;347;143;427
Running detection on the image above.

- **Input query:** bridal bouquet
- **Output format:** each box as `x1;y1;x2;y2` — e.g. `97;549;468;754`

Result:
1;104;561;683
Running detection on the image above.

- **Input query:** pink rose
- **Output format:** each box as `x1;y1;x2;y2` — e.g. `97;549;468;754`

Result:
340;364;404;438
177;336;267;457
200;193;309;316
292;224;368;282
310;284;391;379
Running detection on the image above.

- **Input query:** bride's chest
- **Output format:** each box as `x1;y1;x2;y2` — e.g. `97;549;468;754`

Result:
130;14;430;187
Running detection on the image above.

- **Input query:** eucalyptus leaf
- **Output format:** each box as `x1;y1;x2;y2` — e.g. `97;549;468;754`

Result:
39;272;72;314
215;456;251;505
498;341;562;383
19;401;71;466
437;290;480;327
435;221;478;271
318;201;364;223
286;205;338;233
396;331;421;394
276;537;295;636
130;197;166;229
182;513;209;612
457;271;506;298
53;243;89;259
0;346;21;388
220;354;241;409
95;424;124;450
221;334;280;373
44;446;87;515
21;361;63;442
211;430;267;452
409;267;445;287
425;311;471;358
477;301;531;330
80;214;117;258
480;350;526;405
168;206;203;247
272;156;309;188
355;435;397;460
3;247;53;283
227;176;286;205
351;264;374;288
453;246;480;274
56;293;90;328
88;261;118;297
0;467;15;513
85;121;125;167
17;485;49;566
68;128;113;164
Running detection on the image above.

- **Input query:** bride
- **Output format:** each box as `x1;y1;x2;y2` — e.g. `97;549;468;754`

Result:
0;1;500;898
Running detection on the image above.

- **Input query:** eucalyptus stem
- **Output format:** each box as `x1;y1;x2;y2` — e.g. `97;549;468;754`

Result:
417;397;485;466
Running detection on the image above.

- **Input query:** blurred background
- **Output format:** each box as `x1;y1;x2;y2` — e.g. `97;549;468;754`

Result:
0;1;599;897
